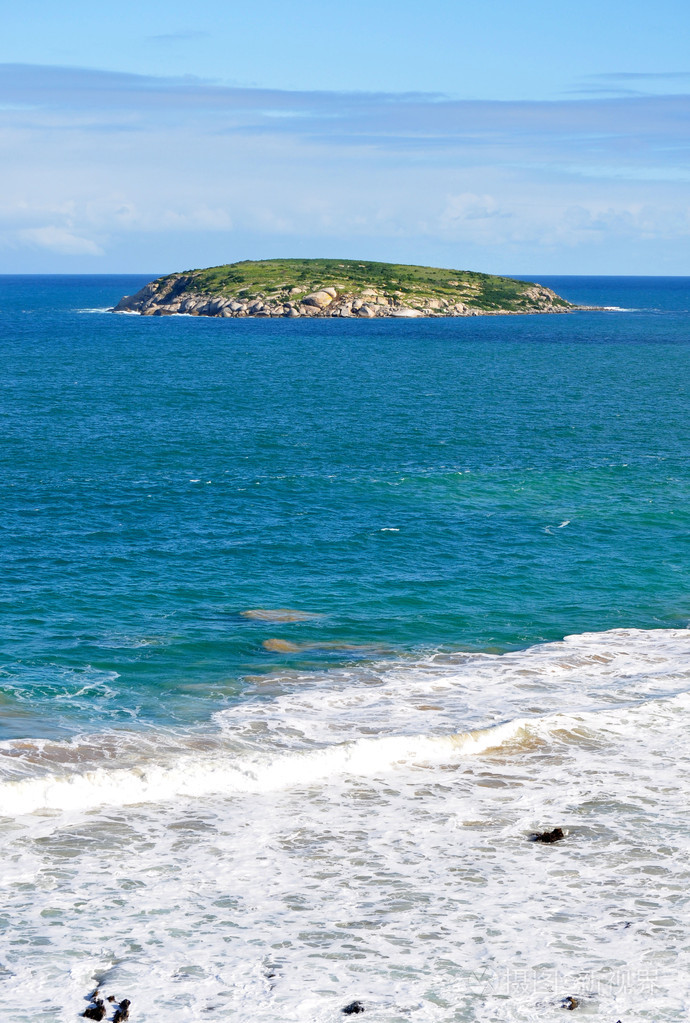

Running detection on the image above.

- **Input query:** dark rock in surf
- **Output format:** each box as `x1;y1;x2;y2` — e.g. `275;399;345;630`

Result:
82;1000;106;1021
529;827;565;843
342;1001;365;1014
112;1000;131;1023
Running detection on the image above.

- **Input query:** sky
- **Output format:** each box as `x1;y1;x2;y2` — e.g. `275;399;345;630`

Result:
2;0;690;274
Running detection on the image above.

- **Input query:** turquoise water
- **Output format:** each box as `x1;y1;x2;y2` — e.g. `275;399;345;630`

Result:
1;276;689;738
2;276;690;1022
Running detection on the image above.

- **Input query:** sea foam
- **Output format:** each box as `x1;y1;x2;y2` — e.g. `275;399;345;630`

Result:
2;628;690;1021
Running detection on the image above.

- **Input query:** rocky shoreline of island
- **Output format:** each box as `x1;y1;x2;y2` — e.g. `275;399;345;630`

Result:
113;258;585;319
114;283;579;318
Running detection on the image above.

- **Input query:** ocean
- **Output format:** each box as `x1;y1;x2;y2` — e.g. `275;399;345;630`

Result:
0;274;689;1021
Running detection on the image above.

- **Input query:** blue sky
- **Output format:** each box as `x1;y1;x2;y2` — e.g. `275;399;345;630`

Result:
2;0;690;273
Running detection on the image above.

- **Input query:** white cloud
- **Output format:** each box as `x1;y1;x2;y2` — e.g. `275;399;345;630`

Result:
441;193;509;222
1;64;689;271
17;225;103;255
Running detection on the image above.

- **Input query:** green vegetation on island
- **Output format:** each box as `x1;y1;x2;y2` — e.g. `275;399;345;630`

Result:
114;258;576;318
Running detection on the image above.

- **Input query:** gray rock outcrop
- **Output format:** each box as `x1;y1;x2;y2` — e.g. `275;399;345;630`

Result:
114;278;573;319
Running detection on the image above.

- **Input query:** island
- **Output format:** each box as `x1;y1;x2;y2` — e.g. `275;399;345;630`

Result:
113;258;576;318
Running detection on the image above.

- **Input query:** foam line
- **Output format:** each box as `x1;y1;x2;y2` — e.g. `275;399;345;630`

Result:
0;718;534;816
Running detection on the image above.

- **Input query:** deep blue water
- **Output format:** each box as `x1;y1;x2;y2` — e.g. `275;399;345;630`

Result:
1;275;689;740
